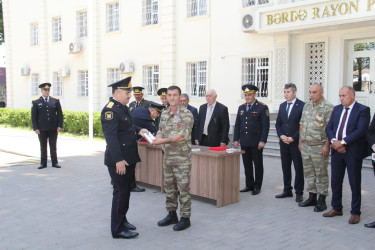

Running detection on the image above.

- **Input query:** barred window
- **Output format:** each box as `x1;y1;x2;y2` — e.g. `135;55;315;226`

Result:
52;72;62;97
107;68;121;97
186;61;207;98
106;2;119;32
78;70;88;97
143;65;159;96
77;11;87;38
31;74;40;96
30;23;38;46
143;0;158;26
242;0;269;8
52;17;62;42
242;57;269;97
187;0;207;18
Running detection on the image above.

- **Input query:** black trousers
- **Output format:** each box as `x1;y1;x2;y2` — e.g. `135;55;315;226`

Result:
279;141;304;194
107;164;135;236
331;152;362;215
241;145;264;190
38;130;58;166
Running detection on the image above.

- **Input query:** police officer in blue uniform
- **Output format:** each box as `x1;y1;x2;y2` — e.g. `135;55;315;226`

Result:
132;101;164;136
234;84;270;195
31;83;63;169
101;76;148;239
128;86;151;112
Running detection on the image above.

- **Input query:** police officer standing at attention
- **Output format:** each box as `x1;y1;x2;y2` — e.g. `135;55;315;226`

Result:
31;83;63;169
128;86;151;112
151;86;194;231
101;76;148;239
234;84;270;195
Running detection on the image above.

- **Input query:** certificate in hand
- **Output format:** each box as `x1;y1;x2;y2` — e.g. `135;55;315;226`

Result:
144;132;155;143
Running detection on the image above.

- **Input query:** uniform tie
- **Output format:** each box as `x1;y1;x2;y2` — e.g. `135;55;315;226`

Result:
337;107;350;140
44;97;48;103
246;104;249;112
286;102;292;118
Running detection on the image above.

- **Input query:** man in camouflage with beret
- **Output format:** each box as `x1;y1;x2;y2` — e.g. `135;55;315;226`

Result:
151;86;194;231
298;84;333;212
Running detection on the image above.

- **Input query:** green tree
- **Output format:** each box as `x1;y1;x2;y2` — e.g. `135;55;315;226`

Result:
0;0;3;44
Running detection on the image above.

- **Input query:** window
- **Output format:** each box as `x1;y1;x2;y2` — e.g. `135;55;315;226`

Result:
143;0;158;26
143;65;159;96
78;70;88;97
106;2;119;32
186;61;207;97
107;68;121;97
242;57;269;97
52;17;62;42
242;0;269;8
77;11;87;38
31;74;40;96
52;72;62;97
187;0;207;18
30;23;38;46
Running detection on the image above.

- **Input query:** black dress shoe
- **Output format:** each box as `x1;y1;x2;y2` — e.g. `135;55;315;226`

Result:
131;186;145;192
240;187;253;192
295;194;303;203
364;221;375;228
173;217;191;231
123;221;136;231
275;192;293;198
38;165;47;169
52;165;61;168
252;188;261;195
113;230;139;239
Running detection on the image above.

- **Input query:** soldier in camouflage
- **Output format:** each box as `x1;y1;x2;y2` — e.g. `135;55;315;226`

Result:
151;85;194;231
298;84;334;212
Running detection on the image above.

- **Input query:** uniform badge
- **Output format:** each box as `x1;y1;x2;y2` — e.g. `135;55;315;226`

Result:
105;111;113;120
240;110;244;116
266;109;269;116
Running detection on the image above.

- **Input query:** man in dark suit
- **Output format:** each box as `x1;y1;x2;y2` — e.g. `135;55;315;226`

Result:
31;83;63;169
101;76;148;239
180;93;198;144
324;86;370;224
365;113;375;228
195;89;229;147
129;86;151;112
234;85;270;195
275;83;305;202
132;102;164;136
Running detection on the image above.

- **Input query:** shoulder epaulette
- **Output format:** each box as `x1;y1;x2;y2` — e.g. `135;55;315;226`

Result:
33;97;39;101
107;102;114;108
258;101;265;105
240;103;246;106
51;96;59;100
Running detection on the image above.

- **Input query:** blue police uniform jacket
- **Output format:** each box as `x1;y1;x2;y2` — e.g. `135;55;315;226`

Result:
101;97;141;166
233;100;270;147
131;106;158;135
31;96;63;131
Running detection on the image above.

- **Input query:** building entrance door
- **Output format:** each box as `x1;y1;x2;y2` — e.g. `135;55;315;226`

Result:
347;40;375;113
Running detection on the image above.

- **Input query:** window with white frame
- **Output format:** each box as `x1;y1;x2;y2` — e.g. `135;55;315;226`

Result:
242;0;269;8
77;11;87;38
143;65;159;96
187;0;207;18
78;70;88;97
31;73;40;96
30;23;38;46
242;57;269;97
52;17;62;42
107;68;121;97
106;2;119;32
186;61;207;97
52;72;62;97
143;0;158;26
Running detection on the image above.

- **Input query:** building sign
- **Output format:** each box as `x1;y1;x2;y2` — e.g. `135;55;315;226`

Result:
259;0;375;32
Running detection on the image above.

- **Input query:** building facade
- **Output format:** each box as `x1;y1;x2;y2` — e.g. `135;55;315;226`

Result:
3;0;375;117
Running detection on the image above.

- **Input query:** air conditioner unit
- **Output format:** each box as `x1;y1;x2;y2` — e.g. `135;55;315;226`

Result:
21;66;30;76
69;41;82;54
58;67;70;78
241;12;257;32
119;61;135;73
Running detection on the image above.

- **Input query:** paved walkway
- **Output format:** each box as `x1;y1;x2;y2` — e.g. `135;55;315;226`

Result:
0;127;375;250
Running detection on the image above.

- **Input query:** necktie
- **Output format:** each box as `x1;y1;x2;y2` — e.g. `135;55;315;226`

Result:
286;102;292;118
45;98;48;103
203;105;213;135
337;107;350;140
246;104;250;112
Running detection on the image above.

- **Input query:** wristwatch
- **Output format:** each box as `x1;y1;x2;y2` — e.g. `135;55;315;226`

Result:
341;140;346;145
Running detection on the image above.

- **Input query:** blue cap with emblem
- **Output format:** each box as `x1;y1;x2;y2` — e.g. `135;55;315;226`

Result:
242;84;258;94
108;76;132;91
149;101;164;113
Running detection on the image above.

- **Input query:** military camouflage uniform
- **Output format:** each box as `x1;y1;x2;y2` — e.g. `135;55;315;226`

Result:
300;98;333;196
157;105;194;218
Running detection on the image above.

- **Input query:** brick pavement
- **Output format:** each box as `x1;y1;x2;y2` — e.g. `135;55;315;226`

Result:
1;127;375;249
